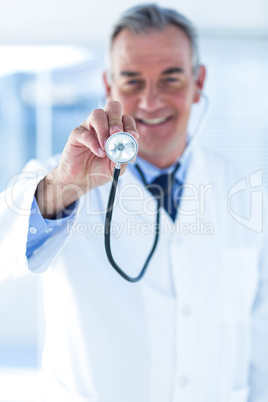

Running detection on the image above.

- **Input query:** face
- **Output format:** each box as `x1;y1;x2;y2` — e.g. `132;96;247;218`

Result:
104;25;206;168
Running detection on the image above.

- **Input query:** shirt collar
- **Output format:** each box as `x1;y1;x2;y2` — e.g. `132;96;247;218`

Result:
127;148;191;185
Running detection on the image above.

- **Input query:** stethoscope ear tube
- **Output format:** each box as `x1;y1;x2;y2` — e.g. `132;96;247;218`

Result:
104;166;161;283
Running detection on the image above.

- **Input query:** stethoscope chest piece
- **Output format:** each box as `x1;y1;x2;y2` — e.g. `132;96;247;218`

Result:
105;132;138;164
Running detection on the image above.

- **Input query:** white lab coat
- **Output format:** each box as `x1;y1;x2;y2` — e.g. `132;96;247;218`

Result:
0;145;267;402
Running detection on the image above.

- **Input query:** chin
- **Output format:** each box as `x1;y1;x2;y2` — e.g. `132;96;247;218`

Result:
139;143;176;160
139;132;179;152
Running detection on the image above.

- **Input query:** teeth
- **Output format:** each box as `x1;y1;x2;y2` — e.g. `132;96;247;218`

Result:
139;116;169;125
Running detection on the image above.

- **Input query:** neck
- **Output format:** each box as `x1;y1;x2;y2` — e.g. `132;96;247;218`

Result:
138;140;187;169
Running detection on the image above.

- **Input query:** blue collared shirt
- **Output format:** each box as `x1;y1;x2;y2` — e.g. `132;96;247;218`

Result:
129;154;189;186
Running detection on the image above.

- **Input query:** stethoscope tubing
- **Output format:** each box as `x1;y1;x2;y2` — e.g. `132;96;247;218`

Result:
104;166;161;282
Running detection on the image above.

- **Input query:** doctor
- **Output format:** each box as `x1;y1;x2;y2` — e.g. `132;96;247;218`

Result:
1;4;268;402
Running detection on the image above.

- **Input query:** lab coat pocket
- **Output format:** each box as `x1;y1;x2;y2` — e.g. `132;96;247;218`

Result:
229;386;249;402
219;248;258;393
220;247;259;324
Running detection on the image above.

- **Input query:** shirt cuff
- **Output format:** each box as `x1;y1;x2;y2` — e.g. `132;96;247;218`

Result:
26;197;78;258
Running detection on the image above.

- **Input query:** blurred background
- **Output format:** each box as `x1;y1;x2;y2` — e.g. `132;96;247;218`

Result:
0;0;268;400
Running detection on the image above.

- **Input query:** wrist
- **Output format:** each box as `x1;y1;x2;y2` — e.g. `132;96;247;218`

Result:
35;168;85;219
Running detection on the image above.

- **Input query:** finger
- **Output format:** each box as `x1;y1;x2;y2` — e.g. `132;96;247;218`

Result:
81;109;109;150
104;101;123;135
122;115;139;164
71;126;106;158
119;164;128;176
122;114;139;140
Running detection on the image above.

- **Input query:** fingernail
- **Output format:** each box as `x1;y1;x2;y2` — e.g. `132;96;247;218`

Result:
110;126;121;134
98;148;105;156
129;130;139;139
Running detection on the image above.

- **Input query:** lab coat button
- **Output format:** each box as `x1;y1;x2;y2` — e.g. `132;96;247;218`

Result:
178;376;188;387
29;226;37;234
181;304;192;315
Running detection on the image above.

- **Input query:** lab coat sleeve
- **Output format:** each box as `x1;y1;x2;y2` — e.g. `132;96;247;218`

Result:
0;155;78;280
248;193;268;402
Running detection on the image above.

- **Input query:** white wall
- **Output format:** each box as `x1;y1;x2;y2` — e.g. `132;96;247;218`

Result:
0;0;267;45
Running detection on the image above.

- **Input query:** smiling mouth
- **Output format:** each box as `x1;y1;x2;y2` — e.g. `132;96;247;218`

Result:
136;116;172;126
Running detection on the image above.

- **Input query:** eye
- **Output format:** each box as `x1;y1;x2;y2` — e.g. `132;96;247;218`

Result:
166;77;179;83
159;76;183;90
122;79;145;93
127;79;139;85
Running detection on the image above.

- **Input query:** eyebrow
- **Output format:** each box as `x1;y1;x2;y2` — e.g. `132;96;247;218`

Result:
120;67;184;77
162;67;184;75
120;71;141;77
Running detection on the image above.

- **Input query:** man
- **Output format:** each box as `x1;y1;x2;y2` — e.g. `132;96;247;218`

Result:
1;4;267;402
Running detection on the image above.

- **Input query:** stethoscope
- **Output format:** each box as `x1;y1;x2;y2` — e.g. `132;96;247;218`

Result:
104;91;209;283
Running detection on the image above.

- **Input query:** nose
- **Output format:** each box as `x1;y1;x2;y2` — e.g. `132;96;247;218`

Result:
138;83;164;111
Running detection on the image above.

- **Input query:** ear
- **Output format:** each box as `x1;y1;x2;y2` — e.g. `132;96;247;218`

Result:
193;65;206;103
103;71;112;101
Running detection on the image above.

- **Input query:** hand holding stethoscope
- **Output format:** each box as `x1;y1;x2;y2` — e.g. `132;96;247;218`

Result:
37;101;139;219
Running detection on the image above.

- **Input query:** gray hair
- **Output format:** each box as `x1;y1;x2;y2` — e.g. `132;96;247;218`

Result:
108;3;200;77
